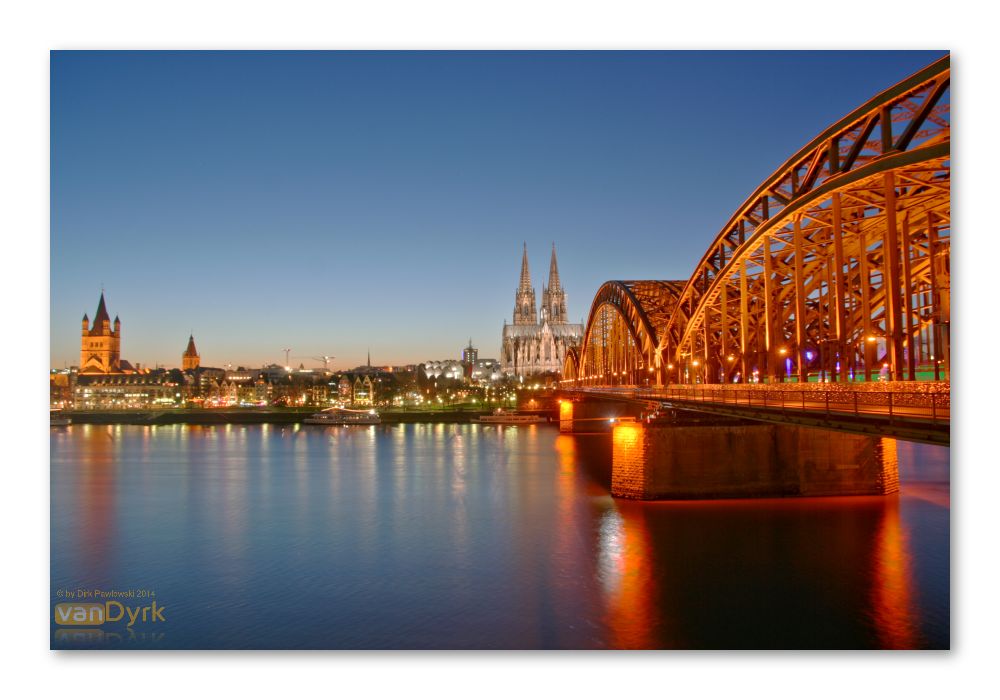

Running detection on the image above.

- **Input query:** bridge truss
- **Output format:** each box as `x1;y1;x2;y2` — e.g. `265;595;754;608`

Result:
569;56;950;386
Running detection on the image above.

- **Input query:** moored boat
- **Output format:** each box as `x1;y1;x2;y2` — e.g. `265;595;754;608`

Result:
476;408;547;424
50;410;72;427
303;407;381;425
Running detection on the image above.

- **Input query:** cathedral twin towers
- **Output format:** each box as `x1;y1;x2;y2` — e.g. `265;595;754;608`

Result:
501;244;583;377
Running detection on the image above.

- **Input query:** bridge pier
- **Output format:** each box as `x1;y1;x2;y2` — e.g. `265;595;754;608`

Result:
559;399;641;433
611;420;899;500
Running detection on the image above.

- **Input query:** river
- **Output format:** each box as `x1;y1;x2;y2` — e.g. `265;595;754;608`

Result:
50;422;949;649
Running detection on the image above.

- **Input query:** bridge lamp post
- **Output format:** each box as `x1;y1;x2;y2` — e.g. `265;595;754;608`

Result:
864;335;884;383
857;335;877;382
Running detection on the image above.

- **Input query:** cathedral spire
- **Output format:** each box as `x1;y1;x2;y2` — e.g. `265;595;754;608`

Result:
512;243;537;325
519;242;532;292
547;242;562;292
541;243;568;324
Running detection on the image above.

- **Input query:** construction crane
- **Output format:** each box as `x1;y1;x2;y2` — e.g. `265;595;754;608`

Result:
292;354;336;369
313;355;335;369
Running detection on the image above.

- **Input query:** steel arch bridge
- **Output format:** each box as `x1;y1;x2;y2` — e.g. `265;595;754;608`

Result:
567;56;950;387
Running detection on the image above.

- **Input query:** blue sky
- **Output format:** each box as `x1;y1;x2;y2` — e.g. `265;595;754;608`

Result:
50;50;946;369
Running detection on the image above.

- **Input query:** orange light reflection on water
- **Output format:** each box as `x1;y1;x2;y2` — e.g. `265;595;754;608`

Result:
76;425;117;584
871;495;919;648
596;504;658;649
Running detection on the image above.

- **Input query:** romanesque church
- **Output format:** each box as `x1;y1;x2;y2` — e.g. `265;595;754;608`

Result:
79;292;123;374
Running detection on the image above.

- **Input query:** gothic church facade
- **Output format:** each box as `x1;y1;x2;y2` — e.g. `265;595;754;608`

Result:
501;244;583;377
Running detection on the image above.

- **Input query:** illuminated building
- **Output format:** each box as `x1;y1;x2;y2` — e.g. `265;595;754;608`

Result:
422;360;465;380
79;292;123;374
224;370;269;404
352;375;374;406
337;376;352;402
327;371;394;407
471;359;502;383
501;244;583;377
73;371;180;409
182;334;200;370
50;369;75;408
462;340;478;366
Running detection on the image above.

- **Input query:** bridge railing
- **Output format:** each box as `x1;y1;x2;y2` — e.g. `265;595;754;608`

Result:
573;384;950;426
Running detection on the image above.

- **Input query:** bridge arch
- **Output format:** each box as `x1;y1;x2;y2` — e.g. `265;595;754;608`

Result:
562;346;581;382
574;281;685;386
660;56;949;384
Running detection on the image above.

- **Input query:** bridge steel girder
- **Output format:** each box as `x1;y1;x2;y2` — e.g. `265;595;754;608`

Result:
572;280;685;388
657;56;951;384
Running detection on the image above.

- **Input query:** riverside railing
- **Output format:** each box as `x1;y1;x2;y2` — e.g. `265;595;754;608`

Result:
575;384;949;427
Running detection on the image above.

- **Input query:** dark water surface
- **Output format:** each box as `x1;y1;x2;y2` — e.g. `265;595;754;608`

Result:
50;423;949;649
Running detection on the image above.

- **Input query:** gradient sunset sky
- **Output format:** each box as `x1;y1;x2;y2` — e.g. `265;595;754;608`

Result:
50;50;946;370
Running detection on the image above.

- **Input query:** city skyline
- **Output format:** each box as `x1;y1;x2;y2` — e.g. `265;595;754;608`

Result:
51;50;946;368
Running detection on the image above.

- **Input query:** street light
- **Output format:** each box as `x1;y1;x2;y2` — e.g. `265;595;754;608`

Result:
724;354;737;384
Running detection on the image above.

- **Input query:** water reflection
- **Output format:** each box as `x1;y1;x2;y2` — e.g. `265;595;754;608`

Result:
75;426;117;586
871;496;918;648
596;505;661;648
51;424;948;649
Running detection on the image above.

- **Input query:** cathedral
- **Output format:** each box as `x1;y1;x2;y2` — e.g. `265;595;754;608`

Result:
501;244;583;377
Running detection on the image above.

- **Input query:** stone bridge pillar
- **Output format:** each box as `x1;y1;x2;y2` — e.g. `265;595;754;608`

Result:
611;420;899;500
559;400;574;433
558;399;641;433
